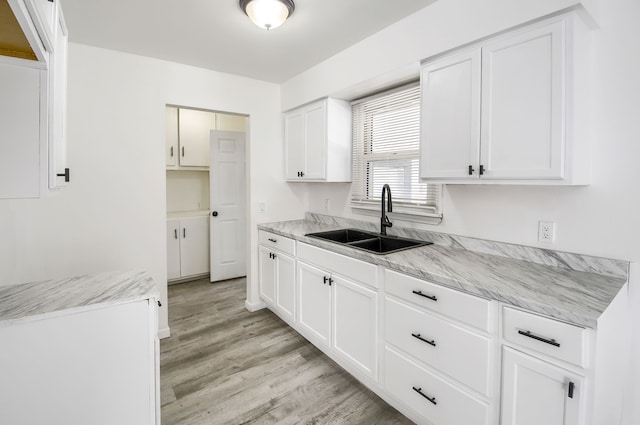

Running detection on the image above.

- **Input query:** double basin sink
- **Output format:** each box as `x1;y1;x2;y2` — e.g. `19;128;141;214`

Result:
305;228;432;255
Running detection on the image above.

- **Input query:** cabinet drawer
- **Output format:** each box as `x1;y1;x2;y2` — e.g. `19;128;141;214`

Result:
298;243;377;289
259;230;295;256
385;298;490;396
502;306;585;367
385;269;491;332
385;347;489;425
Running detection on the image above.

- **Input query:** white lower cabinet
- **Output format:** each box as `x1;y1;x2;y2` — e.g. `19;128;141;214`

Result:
385;346;490;425
167;216;209;280
0;298;159;425
259;237;296;322
501;347;582;425
296;242;378;382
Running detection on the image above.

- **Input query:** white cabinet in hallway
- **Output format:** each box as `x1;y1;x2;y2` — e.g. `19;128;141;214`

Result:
167;216;210;281
166;107;247;169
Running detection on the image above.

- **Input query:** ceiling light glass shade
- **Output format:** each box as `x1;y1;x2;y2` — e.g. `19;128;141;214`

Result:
240;0;295;30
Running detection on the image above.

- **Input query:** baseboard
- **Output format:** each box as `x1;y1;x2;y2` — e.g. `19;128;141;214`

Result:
158;327;171;339
245;299;267;312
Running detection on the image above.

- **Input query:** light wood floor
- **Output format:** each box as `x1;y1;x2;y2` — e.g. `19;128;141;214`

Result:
161;277;413;425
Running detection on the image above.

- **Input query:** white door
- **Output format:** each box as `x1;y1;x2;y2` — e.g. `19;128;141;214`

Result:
332;275;378;381
258;246;275;305
166;219;181;280
501;347;582;425
178;109;216;167
297;261;331;348
180;216;210;278
303;101;327;179
275;252;296;322
165;107;178;166
284;109;305;180
209;130;246;282
480;21;565;180
420;48;481;180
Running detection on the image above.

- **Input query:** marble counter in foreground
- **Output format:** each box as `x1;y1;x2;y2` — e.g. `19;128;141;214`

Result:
0;270;158;326
259;218;627;329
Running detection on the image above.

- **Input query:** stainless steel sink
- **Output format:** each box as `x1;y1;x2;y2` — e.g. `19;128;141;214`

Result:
305;228;432;255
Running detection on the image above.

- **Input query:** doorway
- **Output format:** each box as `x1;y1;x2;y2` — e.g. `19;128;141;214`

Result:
165;105;248;285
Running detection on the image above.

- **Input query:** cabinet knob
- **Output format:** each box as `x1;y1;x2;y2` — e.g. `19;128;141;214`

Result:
56;168;70;182
212;211;218;217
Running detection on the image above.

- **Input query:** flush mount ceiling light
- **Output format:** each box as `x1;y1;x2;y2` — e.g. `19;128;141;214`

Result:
239;0;295;30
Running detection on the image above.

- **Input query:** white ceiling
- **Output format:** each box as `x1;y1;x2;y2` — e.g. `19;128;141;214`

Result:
61;0;436;83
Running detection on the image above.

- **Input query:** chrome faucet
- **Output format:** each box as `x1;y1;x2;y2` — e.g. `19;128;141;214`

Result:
381;184;393;235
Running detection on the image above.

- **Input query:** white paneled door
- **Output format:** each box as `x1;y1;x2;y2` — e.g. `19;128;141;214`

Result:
209;130;246;282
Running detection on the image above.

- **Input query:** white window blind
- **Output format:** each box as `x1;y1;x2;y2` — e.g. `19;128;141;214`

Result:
351;83;442;217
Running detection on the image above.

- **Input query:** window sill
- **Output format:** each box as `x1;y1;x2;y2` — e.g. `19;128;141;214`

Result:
351;203;442;225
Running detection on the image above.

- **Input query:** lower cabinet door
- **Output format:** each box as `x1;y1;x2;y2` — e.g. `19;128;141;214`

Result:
258;246;275;305
385;346;489;425
333;275;378;381
179;216;210;277
298;261;331;347
167;219;181;280
501;347;582;425
275;252;295;322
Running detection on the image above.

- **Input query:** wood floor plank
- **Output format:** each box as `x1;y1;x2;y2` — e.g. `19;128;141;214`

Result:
161;278;413;425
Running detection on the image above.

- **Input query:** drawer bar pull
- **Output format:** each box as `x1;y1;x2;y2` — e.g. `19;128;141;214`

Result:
412;290;437;302
518;330;560;347
268;238;277;243
568;381;575;398
412;386;437;405
411;332;436;347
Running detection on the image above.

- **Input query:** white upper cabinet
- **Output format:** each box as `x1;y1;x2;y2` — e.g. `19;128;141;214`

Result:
284;97;352;182
481;21;564;180
420;48;481;180
420;14;589;185
178;108;216;167
0;0;68;198
166;107;247;169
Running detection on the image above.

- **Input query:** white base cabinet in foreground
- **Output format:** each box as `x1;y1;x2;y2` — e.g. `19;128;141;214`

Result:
0;298;159;425
258;230;296;322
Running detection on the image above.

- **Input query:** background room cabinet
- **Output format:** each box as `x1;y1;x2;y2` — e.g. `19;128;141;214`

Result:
501;347;582;425
167;216;209;280
283;97;352;182
166;107;247;168
420;15;587;185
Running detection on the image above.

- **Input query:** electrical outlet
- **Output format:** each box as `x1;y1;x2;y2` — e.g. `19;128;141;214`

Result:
323;199;330;212
258;202;266;214
538;221;556;243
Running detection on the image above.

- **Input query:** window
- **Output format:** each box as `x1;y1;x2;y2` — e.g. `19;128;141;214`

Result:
351;83;442;222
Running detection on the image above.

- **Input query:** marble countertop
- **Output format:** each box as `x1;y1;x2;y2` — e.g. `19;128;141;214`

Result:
0;270;158;326
259;219;627;329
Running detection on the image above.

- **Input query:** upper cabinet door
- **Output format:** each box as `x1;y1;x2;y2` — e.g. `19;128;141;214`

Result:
165;107;178;166
283;109;305;179
48;1;68;189
303;101;327;180
178;108;216;167
420;48;481;180
216;114;246;132
480;21;565;180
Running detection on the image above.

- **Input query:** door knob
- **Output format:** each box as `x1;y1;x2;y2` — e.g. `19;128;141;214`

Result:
212;211;218;217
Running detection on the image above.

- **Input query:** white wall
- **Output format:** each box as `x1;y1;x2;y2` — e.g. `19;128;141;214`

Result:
0;43;307;334
166;170;210;213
